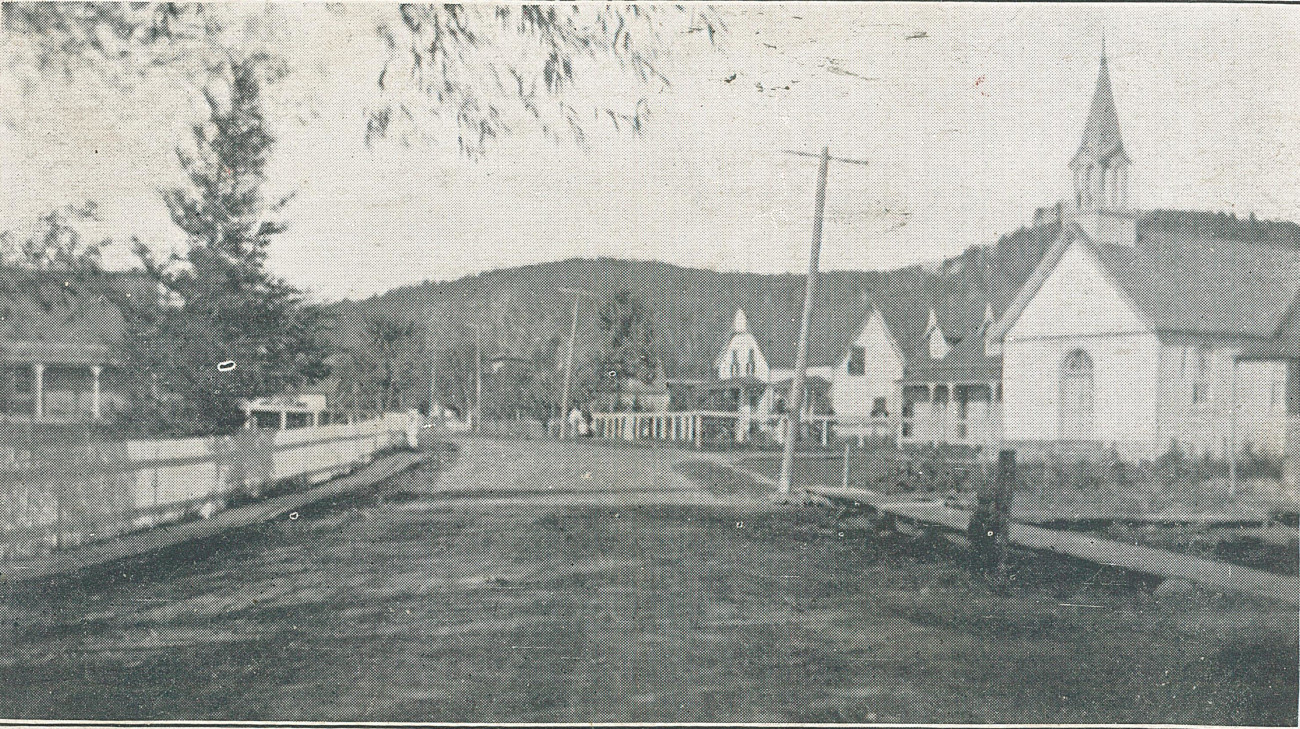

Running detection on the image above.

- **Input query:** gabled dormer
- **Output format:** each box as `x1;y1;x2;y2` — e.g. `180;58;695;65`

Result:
716;308;769;381
925;308;950;360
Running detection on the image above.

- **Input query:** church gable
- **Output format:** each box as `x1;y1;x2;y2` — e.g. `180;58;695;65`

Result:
1007;238;1151;341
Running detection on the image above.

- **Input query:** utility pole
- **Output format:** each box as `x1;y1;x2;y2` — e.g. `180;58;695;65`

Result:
778;146;869;497
426;303;443;430
473;322;482;433
558;286;595;438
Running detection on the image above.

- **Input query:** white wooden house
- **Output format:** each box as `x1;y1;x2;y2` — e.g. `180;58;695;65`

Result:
829;301;1003;447
707;308;833;441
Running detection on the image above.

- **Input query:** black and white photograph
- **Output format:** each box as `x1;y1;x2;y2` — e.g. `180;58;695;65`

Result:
0;2;1297;725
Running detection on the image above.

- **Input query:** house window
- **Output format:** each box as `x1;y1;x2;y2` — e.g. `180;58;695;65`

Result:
871;397;888;417
1192;347;1210;404
730;350;740;378
847;346;866;376
745;349;756;378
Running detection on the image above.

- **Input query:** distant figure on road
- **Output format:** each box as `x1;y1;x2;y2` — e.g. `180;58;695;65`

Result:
405;408;422;449
567;403;584;439
580;405;594;437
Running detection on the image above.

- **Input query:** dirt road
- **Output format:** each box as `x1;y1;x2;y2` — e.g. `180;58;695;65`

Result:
0;436;1294;723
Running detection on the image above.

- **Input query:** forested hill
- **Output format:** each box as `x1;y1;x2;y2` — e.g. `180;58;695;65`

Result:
328;209;1300;380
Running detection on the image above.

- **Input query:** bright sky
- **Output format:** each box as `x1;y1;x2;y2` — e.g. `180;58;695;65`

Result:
3;3;1299;302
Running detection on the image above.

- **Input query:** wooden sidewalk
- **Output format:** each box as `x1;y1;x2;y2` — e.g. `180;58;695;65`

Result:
2;449;432;585
726;463;1298;605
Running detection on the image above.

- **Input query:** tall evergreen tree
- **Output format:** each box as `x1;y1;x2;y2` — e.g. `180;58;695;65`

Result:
113;56;329;436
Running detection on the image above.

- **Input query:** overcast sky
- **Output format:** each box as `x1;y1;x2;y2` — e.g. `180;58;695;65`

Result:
3;3;1299;302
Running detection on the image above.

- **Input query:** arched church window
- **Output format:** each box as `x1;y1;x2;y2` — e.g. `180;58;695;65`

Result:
1193;347;1211;404
1060;349;1094;441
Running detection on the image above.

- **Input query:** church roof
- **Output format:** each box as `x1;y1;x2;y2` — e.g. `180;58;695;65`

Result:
992;220;1300;343
1091;233;1300;338
1070;52;1130;170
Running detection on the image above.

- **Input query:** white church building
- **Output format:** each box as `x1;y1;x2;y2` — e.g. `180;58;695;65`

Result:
988;51;1300;460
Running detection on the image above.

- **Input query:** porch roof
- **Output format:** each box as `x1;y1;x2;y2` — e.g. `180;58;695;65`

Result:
704;376;769;392
0;339;113;367
902;333;1001;384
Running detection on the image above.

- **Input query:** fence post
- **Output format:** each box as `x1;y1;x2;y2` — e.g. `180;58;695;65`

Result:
841;438;852;489
694;414;702;450
969;449;1015;583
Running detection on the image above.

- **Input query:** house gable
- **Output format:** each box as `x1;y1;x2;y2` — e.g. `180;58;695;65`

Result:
716;333;769;381
837;309;904;373
831;308;906;419
1007;237;1152;341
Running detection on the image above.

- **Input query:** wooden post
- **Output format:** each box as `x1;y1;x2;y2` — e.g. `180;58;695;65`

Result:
558;289;581;438
841;438;852;490
32;363;43;421
473;323;482;434
970;449;1015;582
1229;358;1238;498
90;365;102;420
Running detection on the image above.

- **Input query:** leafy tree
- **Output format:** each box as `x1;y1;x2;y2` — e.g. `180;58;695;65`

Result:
481;349;562;425
111;56;329;436
0;202;108;273
336;315;425;415
596;289;658;410
3;3;721;156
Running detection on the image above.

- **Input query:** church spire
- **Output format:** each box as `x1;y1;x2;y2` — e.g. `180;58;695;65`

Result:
1070;43;1131;211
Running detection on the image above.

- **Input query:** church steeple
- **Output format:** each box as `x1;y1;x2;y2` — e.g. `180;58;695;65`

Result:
1070;44;1131;211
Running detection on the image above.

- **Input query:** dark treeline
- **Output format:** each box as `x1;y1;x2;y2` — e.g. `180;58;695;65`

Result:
332;209;1300;421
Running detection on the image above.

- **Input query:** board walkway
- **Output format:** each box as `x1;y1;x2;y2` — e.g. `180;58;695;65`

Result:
722;463;1298;605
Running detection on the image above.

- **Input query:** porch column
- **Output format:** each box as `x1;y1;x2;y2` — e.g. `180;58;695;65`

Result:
926;384;934;441
947;382;956;442
279;409;287;430
91;365;103;420
33;363;44;420
989;380;1000;444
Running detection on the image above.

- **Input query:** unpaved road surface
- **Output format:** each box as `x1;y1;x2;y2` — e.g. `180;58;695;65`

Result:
1;436;1295;723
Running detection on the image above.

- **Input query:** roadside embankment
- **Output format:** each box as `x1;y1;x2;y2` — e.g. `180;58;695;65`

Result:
2;445;452;584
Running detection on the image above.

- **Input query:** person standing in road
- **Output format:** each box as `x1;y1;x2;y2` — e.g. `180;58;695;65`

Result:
567;402;583;439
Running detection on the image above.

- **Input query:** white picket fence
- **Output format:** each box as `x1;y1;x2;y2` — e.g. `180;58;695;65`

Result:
0;413;409;559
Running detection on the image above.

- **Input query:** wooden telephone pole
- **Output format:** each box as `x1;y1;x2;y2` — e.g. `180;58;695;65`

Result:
778;146;869;497
473;322;482;433
558;287;595;438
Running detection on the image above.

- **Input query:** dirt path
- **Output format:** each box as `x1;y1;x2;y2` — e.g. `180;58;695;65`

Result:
0;436;1294;724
